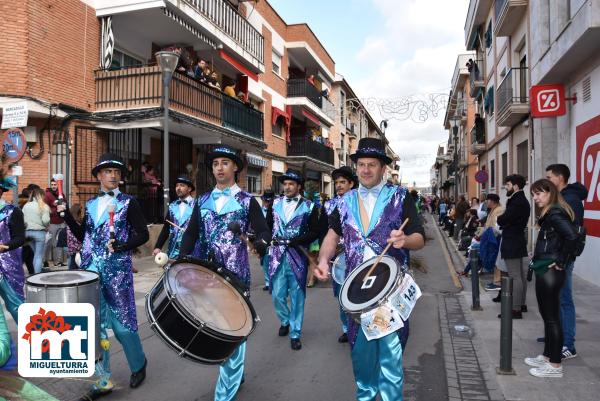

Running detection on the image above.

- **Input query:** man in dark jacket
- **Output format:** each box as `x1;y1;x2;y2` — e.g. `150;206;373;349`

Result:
44;178;67;266
545;164;588;359
497;174;530;319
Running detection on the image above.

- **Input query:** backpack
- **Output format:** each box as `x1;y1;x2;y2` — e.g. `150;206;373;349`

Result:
572;224;586;257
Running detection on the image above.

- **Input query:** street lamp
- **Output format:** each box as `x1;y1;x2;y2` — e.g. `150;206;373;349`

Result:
449;115;461;202
155;50;180;218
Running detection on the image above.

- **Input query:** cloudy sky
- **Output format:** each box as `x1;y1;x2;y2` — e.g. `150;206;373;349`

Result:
269;0;470;186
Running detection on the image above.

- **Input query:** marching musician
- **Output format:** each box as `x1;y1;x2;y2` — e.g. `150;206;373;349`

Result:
152;175;195;260
260;189;275;291
0;171;25;367
267;169;320;351
315;138;425;401
318;166;356;343
180;145;270;401
59;153;149;401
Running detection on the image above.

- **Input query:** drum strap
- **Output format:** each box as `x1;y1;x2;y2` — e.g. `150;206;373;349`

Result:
357;195;370;235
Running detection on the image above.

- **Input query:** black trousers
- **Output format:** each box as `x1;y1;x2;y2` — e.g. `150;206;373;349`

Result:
535;268;566;364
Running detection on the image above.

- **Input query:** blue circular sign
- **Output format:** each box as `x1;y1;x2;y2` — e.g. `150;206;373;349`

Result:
2;128;27;162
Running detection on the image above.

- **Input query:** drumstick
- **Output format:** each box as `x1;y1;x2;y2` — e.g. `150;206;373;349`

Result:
165;219;183;230
295;245;319;273
362;218;410;282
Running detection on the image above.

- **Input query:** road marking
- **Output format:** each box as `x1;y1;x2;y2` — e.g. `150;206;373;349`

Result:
430;214;463;289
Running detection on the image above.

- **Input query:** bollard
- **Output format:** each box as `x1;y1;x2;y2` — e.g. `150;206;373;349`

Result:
497;276;516;375
469;248;482;311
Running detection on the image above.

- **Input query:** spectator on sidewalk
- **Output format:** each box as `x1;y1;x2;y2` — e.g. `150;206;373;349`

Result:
482;194;505;289
43;178;67;267
455;196;470;240
23;188;50;274
525;179;579;378
497;174;531;319
66;203;84;269
545;164;588;359
438;199;447;224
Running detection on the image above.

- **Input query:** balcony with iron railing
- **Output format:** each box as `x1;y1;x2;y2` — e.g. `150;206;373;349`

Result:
497;67;529;127
287;134;335;166
470;116;486;155
95;65;263;140
184;0;264;65
287;78;336;121
494;0;528;37
469;59;485;98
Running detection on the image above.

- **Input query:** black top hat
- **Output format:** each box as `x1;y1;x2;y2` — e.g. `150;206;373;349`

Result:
332;166;357;185
175;175;195;191
205;146;244;170
279;169;304;185
261;189;275;200
92;153;127;177
349;138;392;165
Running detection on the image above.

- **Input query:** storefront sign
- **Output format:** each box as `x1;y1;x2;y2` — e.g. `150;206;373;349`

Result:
530;84;566;118
1;102;28;129
576;114;600;237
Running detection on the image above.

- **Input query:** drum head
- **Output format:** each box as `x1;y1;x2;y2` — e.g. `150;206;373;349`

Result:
340;256;398;313
166;262;253;337
331;253;346;285
26;270;99;287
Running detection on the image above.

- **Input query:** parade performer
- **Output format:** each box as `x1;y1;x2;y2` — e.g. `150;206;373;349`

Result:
0;172;25;323
315;138;425;401
318;166;356;343
180;145;270;401
0;171;25;371
59;153;149;401
260;189;275;290
153;175;195;260
267;169;320;351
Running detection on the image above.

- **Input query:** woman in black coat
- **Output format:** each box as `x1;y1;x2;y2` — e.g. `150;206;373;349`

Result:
525;179;579;378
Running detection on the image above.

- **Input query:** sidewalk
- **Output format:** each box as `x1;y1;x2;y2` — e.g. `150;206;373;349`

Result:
436;216;600;401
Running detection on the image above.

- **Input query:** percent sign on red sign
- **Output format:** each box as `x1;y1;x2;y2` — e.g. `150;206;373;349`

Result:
530;84;567;118
576;114;600;237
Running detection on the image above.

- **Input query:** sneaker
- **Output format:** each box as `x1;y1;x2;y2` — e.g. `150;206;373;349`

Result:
485;283;501;291
561;346;577;360
525;355;548;367
529;364;563;378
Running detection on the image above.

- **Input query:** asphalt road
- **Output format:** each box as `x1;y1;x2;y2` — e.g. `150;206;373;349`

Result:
16;215;462;401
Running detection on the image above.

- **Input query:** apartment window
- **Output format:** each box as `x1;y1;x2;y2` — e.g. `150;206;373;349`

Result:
272;119;284;137
484;86;494;115
490;160;496;189
272;173;283;195
484;21;493;48
110;49;143;70
340;90;346;124
272;49;281;75
501;152;508;181
247;167;262;194
517;140;529;180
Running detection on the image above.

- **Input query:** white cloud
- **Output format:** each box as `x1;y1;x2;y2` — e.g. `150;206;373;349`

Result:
352;0;470;187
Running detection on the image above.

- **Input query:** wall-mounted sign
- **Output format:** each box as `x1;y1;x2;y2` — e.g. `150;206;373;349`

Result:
530;84;567;118
1;102;28;129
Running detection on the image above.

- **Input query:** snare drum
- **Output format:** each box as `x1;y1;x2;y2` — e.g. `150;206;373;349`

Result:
339;254;420;327
331;253;346;285
146;258;258;365
25;270;101;357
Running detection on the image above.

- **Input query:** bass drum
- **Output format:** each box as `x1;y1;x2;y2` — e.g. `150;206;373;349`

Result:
146;258;258;365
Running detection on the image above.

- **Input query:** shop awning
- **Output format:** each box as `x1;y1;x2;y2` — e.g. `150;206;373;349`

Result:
246;153;268;167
